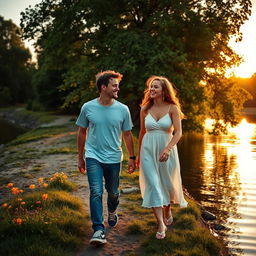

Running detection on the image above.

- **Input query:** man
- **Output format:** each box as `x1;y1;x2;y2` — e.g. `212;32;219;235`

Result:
76;70;136;245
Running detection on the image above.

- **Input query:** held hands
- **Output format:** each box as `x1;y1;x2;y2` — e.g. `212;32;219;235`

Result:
78;158;86;174
128;159;136;174
136;158;140;169
159;147;172;162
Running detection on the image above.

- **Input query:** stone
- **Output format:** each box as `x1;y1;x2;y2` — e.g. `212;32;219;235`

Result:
201;210;217;221
121;187;139;194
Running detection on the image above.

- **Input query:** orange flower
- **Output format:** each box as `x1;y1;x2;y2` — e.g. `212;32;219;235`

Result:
8;205;12;209
14;218;22;225
17;198;23;201
42;194;48;200
20;201;26;205
36;201;41;204
43;183;48;188
29;184;35;190
7;183;13;188
19;189;24;193
1;203;8;208
11;187;19;195
38;177;44;183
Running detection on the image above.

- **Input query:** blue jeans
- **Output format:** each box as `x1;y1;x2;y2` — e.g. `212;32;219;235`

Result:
86;157;121;232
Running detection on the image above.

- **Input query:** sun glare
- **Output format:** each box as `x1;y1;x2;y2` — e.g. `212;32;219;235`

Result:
231;62;256;78
227;12;256;78
228;118;256;141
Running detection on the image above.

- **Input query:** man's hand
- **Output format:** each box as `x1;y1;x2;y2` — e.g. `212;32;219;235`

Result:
78;158;86;174
128;159;135;174
136;157;140;169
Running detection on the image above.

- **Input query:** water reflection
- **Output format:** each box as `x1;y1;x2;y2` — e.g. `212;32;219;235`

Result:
179;118;256;256
0;117;25;145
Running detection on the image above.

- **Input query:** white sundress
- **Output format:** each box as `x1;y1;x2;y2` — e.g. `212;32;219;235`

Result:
139;112;188;208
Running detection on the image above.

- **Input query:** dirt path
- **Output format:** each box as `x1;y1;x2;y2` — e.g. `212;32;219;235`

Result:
0;115;142;256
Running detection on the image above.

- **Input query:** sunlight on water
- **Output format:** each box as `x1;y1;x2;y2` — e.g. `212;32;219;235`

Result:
228;118;256;141
202;118;256;255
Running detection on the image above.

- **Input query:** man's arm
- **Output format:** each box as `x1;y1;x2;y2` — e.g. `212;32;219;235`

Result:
77;127;87;174
122;130;136;174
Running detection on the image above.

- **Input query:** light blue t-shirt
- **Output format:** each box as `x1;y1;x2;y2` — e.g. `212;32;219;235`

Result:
76;98;133;163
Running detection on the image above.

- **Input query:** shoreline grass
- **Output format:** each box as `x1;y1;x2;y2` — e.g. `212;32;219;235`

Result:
0;173;89;256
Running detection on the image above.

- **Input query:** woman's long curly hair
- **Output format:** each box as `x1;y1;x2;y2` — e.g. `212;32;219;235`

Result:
140;76;185;119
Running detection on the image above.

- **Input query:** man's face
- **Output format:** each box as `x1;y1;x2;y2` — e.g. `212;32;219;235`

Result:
103;78;120;99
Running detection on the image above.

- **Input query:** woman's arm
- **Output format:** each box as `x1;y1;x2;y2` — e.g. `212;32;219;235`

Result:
136;107;147;167
159;105;182;162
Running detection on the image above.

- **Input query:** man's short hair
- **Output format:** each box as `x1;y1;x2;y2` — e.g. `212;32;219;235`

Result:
95;70;123;92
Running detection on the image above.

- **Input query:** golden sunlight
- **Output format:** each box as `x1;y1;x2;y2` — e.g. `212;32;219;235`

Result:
231;63;256;78
225;119;256;180
227;12;256;78
228;118;256;141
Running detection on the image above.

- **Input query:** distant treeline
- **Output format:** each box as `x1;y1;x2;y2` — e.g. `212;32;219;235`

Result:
0;0;254;133
0;16;34;107
235;75;256;107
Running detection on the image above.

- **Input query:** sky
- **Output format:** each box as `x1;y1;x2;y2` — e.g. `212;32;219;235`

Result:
0;0;256;78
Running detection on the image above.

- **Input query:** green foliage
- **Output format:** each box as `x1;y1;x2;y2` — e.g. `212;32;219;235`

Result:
204;74;252;134
0;16;34;106
20;0;252;131
233;73;256;107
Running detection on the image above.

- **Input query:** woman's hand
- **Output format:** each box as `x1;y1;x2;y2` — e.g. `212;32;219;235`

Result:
159;147;171;162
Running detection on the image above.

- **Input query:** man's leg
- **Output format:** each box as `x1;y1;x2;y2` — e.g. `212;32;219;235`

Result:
103;162;121;227
86;158;105;232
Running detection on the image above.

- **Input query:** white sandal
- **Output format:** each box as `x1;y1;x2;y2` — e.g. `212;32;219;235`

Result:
155;226;167;239
164;215;173;226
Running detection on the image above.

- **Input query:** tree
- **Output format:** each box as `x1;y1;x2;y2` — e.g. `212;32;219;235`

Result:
0;16;33;107
234;73;256;107
21;0;252;131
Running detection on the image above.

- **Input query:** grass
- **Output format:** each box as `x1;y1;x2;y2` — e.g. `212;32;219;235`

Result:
43;146;76;155
15;109;59;125
9;126;69;145
0;173;89;256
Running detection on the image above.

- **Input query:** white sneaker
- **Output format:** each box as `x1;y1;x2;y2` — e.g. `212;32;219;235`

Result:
89;230;107;245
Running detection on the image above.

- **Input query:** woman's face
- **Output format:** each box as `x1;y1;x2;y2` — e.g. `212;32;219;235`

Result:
150;80;163;99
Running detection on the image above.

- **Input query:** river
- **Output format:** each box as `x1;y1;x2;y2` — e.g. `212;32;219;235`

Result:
0;117;25;145
179;115;256;256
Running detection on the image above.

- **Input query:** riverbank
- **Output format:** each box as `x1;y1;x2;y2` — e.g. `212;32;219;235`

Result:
0;109;227;256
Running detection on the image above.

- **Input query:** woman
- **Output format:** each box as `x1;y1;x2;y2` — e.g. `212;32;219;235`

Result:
137;75;187;240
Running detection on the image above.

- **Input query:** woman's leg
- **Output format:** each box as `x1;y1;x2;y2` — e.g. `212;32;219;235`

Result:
163;205;173;226
153;207;166;239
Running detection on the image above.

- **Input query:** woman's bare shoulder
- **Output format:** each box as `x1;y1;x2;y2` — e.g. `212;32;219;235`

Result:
140;106;148;115
168;104;179;113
